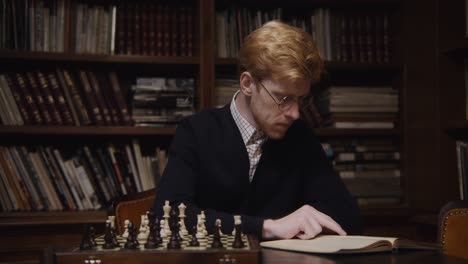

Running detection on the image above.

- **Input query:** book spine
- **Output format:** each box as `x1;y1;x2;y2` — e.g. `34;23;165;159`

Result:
61;69;91;125
87;71;112;125
36;71;63;125
78;70;104;125
46;72;75;125
108;72;132;125
4;73;32;125
25;71;53;125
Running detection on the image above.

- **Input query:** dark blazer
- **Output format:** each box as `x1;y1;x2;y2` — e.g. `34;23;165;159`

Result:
153;104;362;238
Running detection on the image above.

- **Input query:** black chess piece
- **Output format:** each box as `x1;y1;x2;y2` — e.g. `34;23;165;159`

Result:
89;226;97;247
124;222;138;249
232;223;244;248
145;218;161;249
211;220;223;248
147;209;156;228
103;221;116;249
188;224;200;247
111;226;120;248
167;209;181;249
79;225;95;250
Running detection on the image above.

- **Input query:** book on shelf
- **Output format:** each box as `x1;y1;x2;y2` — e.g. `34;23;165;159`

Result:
456;141;468;200
260;235;440;254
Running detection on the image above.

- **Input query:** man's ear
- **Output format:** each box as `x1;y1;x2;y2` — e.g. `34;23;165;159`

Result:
239;71;255;96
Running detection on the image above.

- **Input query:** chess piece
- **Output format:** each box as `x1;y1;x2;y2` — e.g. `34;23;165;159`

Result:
188;225;200;247
232;215;241;235
103;221;116;249
79;225;95;250
122;219;130;238
146;216;163;248
147;210;156;228
124;222;138;249
137;214;150;240
163;200;171;235
200;211;208;235
232;215;244;248
178;203;188;237
160;219;167;238
108;216;116;229
211;219;223;248
89;226;97;247
196;214;205;239
167;209;181;249
232;223;244;248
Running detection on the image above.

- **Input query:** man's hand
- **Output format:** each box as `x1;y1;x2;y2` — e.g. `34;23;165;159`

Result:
262;205;346;240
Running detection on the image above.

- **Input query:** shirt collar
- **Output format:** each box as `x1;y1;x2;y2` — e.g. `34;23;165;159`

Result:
230;91;264;145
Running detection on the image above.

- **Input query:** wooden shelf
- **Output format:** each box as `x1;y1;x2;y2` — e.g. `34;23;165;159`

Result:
0;50;200;65
445;120;468;138
0;126;177;136
0;211;107;227
314;128;400;136
216;58;401;72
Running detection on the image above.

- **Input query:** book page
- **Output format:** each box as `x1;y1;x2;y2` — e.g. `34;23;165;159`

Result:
260;235;398;254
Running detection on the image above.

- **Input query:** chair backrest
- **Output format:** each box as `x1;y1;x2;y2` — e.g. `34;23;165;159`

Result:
110;189;157;234
438;200;468;260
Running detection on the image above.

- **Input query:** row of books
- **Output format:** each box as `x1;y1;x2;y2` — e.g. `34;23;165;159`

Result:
322;138;401;206
216;7;392;63
0;70;132;126
214;78;239;108
315;86;399;129
0;140;167;212
1;0;195;57
131;77;195;126
456;141;468;200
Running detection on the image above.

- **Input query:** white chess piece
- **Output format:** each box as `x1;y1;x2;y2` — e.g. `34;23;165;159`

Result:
163;200;171;235
232;215;241;235
137;214;149;239
122;219;130;238
178;203;188;237
160;219;167;238
200;210;208;235
108;216;116;229
196;214;205;239
215;218;223;236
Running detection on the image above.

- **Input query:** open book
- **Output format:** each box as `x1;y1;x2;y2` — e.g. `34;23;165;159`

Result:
260;235;441;254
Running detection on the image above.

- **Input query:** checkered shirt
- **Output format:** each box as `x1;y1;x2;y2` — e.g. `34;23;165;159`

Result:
230;91;267;182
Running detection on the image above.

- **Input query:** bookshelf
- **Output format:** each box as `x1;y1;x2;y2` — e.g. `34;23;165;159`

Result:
0;0;461;263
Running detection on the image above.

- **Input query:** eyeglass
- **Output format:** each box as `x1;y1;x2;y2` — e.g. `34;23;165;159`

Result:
256;80;303;111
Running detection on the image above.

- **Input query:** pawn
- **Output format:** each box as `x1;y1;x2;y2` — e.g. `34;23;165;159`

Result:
188;225;200;247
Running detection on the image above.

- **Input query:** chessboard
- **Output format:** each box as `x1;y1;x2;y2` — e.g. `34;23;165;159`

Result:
92;233;252;251
52;234;260;264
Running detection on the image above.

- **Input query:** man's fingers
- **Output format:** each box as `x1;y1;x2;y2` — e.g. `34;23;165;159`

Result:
306;207;347;236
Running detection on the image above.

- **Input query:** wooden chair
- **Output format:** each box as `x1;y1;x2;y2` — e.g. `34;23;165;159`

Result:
108;188;157;234
438;200;468;260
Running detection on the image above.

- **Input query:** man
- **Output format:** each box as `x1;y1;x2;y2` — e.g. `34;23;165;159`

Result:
153;21;362;240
